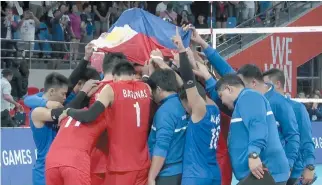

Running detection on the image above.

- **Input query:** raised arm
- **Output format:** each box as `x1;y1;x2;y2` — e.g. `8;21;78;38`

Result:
192;62;232;116
173;28;206;122
188;25;235;76
67;43;95;96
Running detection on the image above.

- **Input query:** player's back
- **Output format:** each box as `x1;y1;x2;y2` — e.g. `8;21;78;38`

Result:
46;114;107;171
182;105;221;183
105;80;151;171
46;82;111;172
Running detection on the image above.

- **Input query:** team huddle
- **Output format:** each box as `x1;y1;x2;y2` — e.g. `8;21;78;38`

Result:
26;26;316;185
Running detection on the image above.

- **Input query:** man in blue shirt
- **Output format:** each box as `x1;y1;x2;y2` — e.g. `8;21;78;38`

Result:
174;31;221;185
236;64;300;172
262;68;316;185
29;72;69;185
147;68;188;185
215;74;289;185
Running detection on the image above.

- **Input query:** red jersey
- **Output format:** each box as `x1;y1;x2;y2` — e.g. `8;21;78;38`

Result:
46;81;111;173
104;80;152;171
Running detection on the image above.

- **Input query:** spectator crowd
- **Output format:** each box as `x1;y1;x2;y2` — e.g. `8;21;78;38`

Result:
1;1;286;67
297;90;322;122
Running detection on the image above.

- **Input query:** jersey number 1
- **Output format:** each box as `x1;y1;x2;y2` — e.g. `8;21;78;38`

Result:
133;102;140;127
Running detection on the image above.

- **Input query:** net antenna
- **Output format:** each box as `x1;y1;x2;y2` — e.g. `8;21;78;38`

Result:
195;26;322;103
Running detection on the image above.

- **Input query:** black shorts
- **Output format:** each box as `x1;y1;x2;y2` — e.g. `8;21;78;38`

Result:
156;174;182;185
286;178;297;185
216;15;228;22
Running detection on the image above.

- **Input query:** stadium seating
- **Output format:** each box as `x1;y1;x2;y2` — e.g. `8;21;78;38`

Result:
27;87;39;95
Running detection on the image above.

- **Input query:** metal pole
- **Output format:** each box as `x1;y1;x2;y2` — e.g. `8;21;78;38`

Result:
210;1;215;48
29;41;32;67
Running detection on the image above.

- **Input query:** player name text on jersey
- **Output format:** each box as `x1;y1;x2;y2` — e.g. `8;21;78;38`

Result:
123;89;148;99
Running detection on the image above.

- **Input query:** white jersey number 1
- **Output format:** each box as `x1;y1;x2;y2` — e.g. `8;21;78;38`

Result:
133;102;141;127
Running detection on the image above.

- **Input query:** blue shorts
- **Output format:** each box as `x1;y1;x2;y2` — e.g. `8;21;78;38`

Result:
32;168;45;185
181;177;221;185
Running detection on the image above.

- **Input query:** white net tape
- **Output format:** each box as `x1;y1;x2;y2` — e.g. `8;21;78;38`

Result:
196;26;322;48
292;98;322;103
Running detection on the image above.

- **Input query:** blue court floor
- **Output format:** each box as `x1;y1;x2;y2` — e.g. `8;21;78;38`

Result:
231;165;322;185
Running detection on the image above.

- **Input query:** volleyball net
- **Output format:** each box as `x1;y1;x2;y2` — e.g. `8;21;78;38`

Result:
195;26;322;104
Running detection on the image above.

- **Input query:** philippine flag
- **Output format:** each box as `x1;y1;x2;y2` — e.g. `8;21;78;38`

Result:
92;8;192;65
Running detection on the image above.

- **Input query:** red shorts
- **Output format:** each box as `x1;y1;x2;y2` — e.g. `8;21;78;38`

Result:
91;148;107;174
46;166;90;185
104;169;148;185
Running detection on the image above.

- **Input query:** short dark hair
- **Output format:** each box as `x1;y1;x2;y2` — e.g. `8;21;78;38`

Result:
178;82;207;101
82;3;90;10
262;68;285;87
81;66;101;81
102;52;127;74
148;69;178;92
215;74;245;92
237;64;263;82
1;69;13;78
44;72;69;92
112;60;135;76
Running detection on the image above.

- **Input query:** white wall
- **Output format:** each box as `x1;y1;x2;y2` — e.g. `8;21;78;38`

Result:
28;69;72;88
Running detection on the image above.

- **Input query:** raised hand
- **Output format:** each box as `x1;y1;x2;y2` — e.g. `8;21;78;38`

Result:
171;27;185;52
193;62;212;80
84;42;96;61
186;47;197;69
171;50;180;68
142;59;155;77
150;49;170;70
183;24;208;48
81;79;99;95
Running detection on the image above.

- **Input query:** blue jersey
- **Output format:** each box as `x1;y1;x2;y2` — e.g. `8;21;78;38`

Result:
182;105;221;185
148;94;188;177
30;110;58;185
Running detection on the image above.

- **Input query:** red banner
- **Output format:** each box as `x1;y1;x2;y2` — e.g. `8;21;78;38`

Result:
227;5;322;96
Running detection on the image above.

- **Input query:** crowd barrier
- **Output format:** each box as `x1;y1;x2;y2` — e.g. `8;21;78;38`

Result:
1;122;322;185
